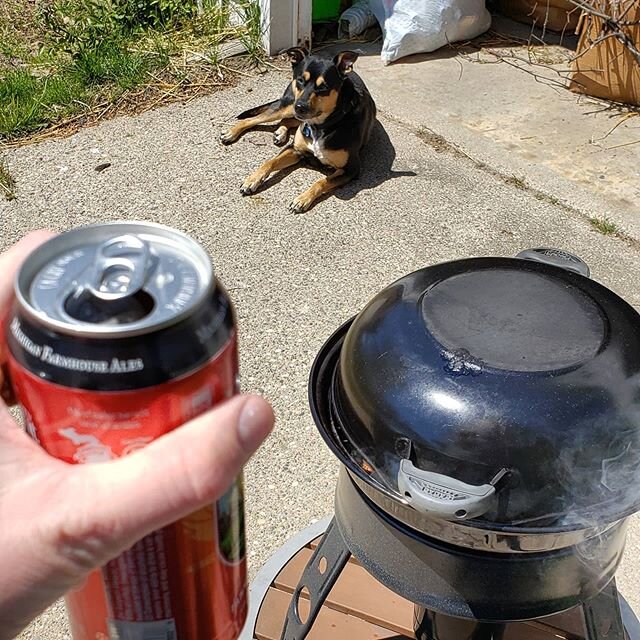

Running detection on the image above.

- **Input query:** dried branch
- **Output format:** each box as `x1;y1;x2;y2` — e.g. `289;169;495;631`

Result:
457;47;572;92
571;30;621;60
568;0;613;22
568;0;640;65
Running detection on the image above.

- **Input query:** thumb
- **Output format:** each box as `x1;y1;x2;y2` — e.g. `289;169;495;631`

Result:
71;395;274;561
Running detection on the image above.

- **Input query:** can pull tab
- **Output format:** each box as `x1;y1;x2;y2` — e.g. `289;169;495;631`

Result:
87;235;152;301
64;235;156;324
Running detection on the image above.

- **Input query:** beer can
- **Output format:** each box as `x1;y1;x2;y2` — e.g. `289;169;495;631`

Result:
5;222;247;640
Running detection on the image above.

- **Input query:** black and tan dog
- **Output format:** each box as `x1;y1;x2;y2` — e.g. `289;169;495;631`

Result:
220;47;376;213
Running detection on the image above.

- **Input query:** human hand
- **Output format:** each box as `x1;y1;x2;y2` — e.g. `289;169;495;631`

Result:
0;232;275;639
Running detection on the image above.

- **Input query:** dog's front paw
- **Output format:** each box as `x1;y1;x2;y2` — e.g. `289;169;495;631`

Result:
241;174;264;195
289;193;314;214
220;130;237;146
273;129;289;146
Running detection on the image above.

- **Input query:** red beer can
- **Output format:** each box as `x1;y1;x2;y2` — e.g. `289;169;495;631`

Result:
5;222;248;640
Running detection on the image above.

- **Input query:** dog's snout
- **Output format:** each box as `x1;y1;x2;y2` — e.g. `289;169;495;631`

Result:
294;101;310;115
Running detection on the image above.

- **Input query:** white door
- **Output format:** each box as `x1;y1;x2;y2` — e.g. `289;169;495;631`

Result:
259;0;313;55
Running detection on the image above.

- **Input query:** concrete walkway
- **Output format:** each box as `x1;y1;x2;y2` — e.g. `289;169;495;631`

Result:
2;35;640;637
351;16;640;238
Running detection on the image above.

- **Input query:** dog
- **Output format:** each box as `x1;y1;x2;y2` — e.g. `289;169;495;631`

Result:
220;47;376;213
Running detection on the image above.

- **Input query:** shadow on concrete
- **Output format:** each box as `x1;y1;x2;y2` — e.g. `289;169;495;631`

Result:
330;118;417;206
245;119;416;213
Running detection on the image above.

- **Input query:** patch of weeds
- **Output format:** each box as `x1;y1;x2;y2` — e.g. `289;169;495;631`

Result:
534;192;561;206
40;0;205;52
0;43;152;139
589;216;618;236
1;1;264;142
0;159;16;200
416;126;450;153
147;35;172;68
0;1;45;72
415;126;469;161
235;0;264;64
0;69;87;138
506;175;527;190
72;42;150;91
191;1;233;37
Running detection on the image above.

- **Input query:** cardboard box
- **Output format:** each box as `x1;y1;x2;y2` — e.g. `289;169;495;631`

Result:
569;1;640;106
497;0;580;33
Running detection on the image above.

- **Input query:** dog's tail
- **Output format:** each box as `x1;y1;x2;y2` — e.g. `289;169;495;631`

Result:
236;99;280;120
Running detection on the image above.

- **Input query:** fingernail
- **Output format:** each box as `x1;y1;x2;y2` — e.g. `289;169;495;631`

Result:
238;397;273;452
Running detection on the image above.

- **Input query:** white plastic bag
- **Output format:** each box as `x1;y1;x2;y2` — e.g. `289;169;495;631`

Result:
368;0;491;64
339;0;378;39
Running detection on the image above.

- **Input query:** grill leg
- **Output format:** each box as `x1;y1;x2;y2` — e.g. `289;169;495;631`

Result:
469;623;506;640
415;607;506;640
280;518;351;640
583;579;627;640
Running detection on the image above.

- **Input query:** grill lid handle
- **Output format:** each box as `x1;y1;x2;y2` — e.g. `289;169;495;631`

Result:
516;247;590;278
397;460;509;521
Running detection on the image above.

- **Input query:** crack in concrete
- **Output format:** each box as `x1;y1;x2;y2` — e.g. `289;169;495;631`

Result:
377;108;640;253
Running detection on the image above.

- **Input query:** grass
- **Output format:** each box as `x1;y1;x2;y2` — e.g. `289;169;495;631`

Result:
73;44;152;89
236;1;263;63
589;216;619;236
0;0;265;143
0;159;16;200
0;43;154;138
0;69;84;137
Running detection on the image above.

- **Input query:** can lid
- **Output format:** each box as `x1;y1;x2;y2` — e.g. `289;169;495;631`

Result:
16;222;214;337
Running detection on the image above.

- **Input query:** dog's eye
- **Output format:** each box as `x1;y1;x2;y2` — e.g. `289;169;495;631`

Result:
316;85;330;95
296;78;304;89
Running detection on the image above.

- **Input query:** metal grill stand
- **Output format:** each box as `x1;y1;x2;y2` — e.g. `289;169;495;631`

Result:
278;518;635;640
280;519;351;640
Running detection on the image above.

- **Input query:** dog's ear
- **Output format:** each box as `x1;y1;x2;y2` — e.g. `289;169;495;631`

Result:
333;51;359;75
284;47;309;65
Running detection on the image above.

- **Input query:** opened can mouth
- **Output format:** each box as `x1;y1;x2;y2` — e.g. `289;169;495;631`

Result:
15;221;214;338
309;252;640;547
8;222;233;392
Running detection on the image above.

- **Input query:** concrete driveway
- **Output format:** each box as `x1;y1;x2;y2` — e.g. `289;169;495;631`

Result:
3;49;640;638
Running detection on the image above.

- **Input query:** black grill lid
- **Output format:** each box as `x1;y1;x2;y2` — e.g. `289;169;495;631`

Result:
310;252;640;528
422;268;605;372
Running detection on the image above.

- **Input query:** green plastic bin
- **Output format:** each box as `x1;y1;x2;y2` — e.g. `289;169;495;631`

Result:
312;0;342;21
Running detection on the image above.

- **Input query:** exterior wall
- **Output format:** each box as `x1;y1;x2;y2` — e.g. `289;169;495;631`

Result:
259;0;312;55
